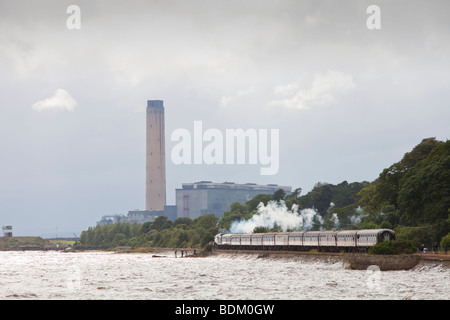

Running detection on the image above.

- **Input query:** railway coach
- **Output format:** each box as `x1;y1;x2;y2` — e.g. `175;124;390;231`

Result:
214;229;395;252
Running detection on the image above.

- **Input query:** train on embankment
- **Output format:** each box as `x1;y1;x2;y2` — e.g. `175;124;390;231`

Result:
214;229;395;253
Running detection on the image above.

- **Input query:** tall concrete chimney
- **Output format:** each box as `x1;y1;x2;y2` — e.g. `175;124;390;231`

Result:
146;100;166;211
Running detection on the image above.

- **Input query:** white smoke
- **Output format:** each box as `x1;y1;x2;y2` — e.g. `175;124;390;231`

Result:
298;206;323;231
229;200;324;233
328;202;335;212
350;214;361;225
349;206;368;225
330;213;340;229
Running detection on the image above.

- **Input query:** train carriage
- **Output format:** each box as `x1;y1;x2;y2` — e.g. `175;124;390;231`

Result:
241;234;251;247
219;233;240;249
221;233;232;247
336;230;358;250
318;231;337;250
251;233;263;247
262;233;275;247
287;232;304;248
302;231;321;248
357;229;395;248
230;234;241;246
214;229;395;252
274;233;289;247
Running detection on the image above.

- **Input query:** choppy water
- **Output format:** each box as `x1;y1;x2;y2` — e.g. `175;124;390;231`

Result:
0;251;448;300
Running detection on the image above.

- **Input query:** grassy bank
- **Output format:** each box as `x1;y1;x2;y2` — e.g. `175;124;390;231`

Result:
0;237;59;250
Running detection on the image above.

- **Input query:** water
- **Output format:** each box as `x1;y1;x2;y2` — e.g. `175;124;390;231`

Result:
0;251;448;300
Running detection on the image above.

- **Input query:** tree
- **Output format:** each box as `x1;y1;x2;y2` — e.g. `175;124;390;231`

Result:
369;239;416;255
151;216;173;231
401;137;442;170
355;138;449;245
246;194;272;211
360;222;378;229
253;226;269;233
113;234;127;246
200;231;215;247
398;140;450;226
362;138;444;213
128;237;139;248
193;214;218;229
273;189;286;202
217;201;251;230
440;233;450;251
297;182;332;214
172;217;192;228
285;187;302;208
176;230;189;247
379;220;393;230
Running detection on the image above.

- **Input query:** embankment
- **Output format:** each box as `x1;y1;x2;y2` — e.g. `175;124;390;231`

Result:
213;249;344;265
343;253;420;270
213;249;450;270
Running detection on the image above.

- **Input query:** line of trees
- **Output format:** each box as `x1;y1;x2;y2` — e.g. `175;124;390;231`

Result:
356;138;450;250
78;214;218;250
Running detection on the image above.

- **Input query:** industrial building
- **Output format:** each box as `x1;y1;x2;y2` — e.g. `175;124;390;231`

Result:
97;206;176;226
176;181;292;219
2;225;12;238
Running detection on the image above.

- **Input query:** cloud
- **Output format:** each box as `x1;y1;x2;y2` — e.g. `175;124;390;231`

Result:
268;70;356;110
220;86;255;108
273;82;298;96
32;89;77;112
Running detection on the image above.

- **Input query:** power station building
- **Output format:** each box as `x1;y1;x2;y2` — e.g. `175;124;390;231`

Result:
176;181;292;220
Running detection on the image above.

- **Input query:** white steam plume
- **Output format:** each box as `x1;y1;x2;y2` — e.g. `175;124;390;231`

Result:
229;200;324;233
331;213;340;229
349;206;368;225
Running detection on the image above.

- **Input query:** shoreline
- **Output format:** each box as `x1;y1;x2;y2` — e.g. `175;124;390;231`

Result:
212;248;450;270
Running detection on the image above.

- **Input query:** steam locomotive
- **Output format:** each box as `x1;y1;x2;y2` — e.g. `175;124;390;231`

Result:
214;229;395;253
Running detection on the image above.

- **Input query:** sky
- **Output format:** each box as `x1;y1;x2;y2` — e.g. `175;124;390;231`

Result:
0;0;449;237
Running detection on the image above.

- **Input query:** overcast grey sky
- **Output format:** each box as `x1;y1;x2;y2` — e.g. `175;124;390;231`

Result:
0;0;449;236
